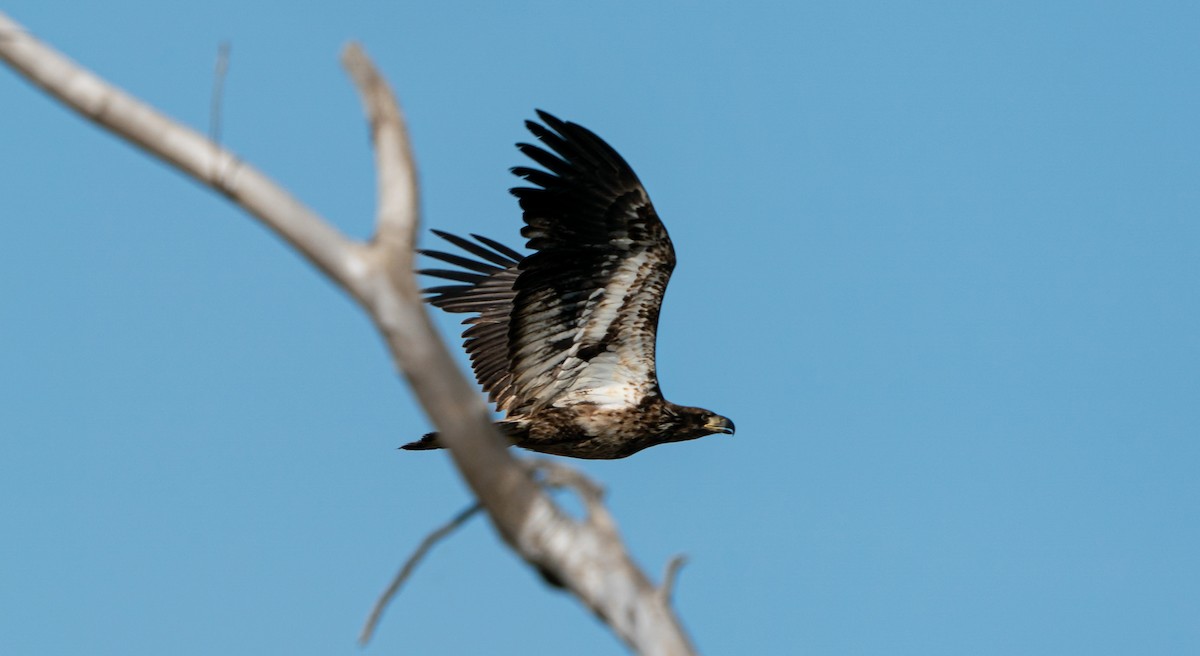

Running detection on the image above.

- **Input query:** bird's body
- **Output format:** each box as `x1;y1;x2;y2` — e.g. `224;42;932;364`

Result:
404;111;733;459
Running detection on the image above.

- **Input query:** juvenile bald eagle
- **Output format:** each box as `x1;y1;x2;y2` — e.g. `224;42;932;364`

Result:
403;111;734;459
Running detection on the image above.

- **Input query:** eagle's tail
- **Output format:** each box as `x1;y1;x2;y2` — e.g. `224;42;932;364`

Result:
401;420;528;452
400;432;442;451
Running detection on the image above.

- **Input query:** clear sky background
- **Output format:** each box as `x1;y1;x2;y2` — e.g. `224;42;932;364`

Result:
2;2;1197;654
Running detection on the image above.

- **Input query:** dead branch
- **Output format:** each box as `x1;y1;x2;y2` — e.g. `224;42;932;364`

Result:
0;12;696;655
360;502;483;645
0;14;364;290
659;555;689;604
209;40;231;145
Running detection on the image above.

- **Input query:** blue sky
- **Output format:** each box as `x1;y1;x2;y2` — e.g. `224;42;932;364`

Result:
2;1;1197;654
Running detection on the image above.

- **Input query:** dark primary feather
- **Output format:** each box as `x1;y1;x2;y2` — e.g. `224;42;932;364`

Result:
430;229;522;265
419;233;521;408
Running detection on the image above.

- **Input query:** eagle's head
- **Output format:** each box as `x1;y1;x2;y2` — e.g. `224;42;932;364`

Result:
662;403;736;443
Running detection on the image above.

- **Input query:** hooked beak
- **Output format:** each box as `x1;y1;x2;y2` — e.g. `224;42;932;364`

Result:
705;415;736;435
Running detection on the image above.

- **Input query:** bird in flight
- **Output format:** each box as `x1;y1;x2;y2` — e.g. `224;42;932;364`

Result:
404;111;734;459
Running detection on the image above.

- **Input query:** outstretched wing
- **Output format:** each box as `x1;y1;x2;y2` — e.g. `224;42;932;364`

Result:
420;230;525;411
507;110;676;413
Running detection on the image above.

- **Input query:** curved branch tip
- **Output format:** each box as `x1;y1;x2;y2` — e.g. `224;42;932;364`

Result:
659;554;689;604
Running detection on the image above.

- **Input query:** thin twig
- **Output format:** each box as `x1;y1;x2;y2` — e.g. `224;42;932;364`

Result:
0;12;364;289
659;555;689;604
209;40;230;146
359;502;483;645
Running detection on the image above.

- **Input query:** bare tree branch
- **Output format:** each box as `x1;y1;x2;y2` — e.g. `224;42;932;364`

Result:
0;13;367;293
209;40;230;145
359;502;483;646
340;43;418;254
0;12;696;655
659;555;689;605
336;46;696;654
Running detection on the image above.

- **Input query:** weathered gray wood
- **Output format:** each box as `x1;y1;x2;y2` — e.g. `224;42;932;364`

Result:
0;14;696;654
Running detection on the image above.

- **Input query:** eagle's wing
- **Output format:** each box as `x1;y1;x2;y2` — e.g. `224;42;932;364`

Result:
507;110;676;413
420;230;524;411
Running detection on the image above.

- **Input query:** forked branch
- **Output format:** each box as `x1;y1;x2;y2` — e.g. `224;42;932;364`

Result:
0;12;695;655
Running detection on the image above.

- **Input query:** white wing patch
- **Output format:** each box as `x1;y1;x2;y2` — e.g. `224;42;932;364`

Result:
557;350;648;409
552;248;664;410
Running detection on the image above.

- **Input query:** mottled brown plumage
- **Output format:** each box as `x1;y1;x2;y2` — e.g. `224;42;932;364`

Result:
404;111;733;459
